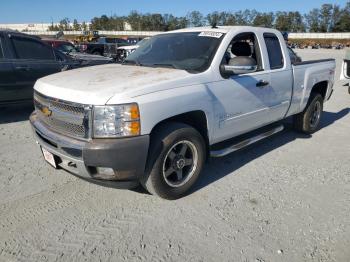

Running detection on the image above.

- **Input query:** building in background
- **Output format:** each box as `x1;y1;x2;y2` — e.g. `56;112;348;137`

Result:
0;23;60;31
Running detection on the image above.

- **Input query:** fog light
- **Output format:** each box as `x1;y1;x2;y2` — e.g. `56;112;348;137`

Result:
94;167;118;180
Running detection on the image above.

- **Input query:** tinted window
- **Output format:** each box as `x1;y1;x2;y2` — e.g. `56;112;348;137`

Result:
264;33;284;69
11;36;55;60
0;35;4;59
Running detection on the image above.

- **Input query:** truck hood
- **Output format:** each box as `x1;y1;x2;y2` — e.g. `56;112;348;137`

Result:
34;64;191;105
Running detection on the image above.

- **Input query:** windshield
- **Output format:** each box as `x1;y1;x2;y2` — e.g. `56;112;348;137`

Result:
124;32;225;73
136;38;148;46
58;43;79;53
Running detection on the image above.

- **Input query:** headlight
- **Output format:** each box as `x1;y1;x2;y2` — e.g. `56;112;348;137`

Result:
93;104;140;138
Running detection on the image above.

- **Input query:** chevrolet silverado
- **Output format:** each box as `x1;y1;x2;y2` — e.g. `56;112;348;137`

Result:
30;26;336;199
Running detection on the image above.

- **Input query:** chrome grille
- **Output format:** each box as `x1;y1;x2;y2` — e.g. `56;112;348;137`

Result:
34;92;91;139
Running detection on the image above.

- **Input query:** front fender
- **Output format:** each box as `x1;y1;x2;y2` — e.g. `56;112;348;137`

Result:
135;84;214;142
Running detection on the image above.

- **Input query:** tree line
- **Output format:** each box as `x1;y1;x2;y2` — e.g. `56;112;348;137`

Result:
49;2;350;33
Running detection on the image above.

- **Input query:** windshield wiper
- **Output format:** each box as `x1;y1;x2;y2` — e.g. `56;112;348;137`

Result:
150;63;178;69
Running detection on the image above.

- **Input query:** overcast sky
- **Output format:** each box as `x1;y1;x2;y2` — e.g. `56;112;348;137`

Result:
0;0;348;23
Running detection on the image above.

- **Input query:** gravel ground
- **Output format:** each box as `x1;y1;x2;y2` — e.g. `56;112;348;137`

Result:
0;49;349;262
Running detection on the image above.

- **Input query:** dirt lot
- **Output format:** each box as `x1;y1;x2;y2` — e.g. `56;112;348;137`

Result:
0;49;349;262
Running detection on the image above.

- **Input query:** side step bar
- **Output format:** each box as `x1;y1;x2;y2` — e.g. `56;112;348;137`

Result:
210;125;284;158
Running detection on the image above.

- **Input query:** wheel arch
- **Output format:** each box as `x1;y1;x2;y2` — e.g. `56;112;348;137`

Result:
148;110;210;159
311;80;328;100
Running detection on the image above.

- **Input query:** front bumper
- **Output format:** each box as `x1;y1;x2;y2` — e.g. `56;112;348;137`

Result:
30;112;149;188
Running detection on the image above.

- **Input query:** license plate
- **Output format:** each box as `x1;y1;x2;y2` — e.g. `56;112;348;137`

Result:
42;147;57;168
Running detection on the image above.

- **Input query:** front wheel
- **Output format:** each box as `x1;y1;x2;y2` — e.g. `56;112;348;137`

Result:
141;122;206;200
294;93;324;134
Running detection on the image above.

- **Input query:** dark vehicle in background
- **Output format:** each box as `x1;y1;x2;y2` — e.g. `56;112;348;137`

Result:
334;44;344;50
44;39;113;66
0;30;80;105
78;37;129;59
289;43;299;49
320;44;332;49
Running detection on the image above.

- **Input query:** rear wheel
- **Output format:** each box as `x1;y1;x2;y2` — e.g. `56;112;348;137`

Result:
294;92;324;134
141;122;206;200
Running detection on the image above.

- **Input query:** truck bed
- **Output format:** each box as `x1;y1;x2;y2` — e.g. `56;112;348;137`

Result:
293;58;335;66
286;58;336;117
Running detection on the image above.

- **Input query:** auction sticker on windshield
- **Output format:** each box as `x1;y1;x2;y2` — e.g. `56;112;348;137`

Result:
198;32;223;38
42;147;57;168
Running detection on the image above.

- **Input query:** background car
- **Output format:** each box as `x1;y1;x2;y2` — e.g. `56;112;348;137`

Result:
0;30;80;105
43;39;113;66
77;37;130;59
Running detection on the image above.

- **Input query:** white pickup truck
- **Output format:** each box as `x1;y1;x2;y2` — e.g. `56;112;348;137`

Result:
30;26;336;199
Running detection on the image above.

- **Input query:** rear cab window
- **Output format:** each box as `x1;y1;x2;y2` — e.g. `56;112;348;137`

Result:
264;33;284;70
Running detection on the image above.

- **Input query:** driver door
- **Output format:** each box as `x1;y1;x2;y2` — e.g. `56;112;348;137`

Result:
209;32;276;143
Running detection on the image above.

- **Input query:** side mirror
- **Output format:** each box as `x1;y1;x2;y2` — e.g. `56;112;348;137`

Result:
221;56;257;75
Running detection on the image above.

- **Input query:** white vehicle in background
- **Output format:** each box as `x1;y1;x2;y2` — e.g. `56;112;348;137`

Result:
116;38;149;62
30;26;336;199
340;49;350;94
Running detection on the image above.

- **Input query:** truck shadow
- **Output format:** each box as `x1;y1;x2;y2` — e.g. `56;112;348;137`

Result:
0;103;34;124
191;108;349;195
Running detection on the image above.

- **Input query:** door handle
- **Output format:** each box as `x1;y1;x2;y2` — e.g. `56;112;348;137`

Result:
15;66;31;71
256;80;269;88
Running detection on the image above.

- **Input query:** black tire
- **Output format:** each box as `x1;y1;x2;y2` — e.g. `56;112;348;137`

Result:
141;122;206;200
294;92;324;134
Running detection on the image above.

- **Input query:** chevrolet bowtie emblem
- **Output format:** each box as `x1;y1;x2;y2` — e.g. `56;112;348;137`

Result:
41;107;52;117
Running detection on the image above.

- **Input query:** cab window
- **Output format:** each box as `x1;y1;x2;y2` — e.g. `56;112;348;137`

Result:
264;33;284;69
221;32;263;72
